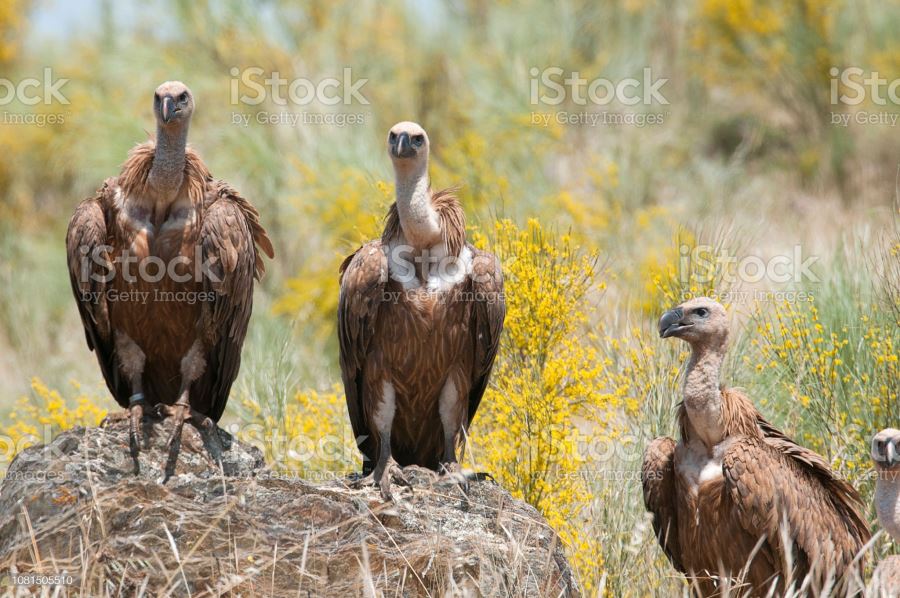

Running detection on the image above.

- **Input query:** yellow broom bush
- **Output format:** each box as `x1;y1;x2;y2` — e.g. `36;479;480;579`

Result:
469;218;632;595
1;377;108;466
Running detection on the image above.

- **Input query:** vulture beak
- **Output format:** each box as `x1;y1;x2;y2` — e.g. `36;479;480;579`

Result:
161;96;176;123
658;307;690;338
395;132;415;159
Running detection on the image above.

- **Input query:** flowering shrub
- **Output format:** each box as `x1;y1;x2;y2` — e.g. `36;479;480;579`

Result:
1;378;109;465
238;385;357;479
273;167;393;341
637;229;737;317
749;296;899;492
469;218;633;595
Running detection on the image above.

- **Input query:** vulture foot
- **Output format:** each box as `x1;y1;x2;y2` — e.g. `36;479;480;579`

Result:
159;401;224;483
438;462;472;495
353;458;412;502
438;462;486;509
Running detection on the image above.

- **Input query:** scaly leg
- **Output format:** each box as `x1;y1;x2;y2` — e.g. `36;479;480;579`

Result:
351;381;411;501
114;331;147;475
160;340;222;482
162;392;190;483
128;392;146;474
438;377;472;495
159;396;225;479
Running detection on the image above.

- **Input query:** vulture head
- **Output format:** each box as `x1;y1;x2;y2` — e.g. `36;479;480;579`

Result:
153;81;194;127
872;429;900;473
873;428;900;544
658;297;729;347
388;121;429;171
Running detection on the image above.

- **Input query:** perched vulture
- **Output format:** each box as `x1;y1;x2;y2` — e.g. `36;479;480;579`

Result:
66;81;273;479
642;297;870;596
872;428;900;595
338;121;505;500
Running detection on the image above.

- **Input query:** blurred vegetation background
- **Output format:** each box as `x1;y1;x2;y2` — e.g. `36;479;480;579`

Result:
0;0;897;594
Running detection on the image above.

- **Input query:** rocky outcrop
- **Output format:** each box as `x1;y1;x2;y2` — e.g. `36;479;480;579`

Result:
0;415;579;596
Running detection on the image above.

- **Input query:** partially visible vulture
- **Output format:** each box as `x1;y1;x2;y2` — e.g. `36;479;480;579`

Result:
642;297;870;596
872;428;900;594
338;121;505;500
66;81;273;479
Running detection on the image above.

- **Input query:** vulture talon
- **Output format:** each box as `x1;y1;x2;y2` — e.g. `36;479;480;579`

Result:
350;472;376;489
378;460;412;502
191;411;225;470
438;463;475;510
159;399;225;482
354;459;412;502
378;459;413;502
438;462;471;495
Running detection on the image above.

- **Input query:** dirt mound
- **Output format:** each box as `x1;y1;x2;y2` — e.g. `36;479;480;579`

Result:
0;415;579;596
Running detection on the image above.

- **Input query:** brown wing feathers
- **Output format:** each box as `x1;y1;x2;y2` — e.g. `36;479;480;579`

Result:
641;437;684;573
338;241;387;472
66;181;124;402
466;247;504;424
195;184;270;421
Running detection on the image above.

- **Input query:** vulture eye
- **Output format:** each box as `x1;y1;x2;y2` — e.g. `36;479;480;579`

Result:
179;92;188;102
412;134;424;146
389;132;397;142
695;307;709;317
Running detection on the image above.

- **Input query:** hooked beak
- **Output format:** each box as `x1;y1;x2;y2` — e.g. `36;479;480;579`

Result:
161;96;176;124
658;307;691;338
393;132;416;159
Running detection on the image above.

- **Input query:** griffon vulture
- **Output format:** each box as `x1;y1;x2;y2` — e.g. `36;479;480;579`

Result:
66;81;273;479
872;428;900;594
338;121;505;500
642;297;869;596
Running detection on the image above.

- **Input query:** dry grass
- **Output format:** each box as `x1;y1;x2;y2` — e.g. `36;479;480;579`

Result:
0;417;578;597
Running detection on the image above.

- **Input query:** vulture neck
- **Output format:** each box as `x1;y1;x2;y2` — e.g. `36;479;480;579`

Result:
148;122;189;204
683;338;727;447
393;160;441;250
876;469;900;543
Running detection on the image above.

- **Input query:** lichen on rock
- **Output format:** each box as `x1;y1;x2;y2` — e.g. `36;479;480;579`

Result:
0;415;579;596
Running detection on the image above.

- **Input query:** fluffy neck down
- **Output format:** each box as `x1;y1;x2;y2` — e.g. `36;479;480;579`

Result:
394;161;442;250
876;470;900;543
683;338;727;447
148;123;188;202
